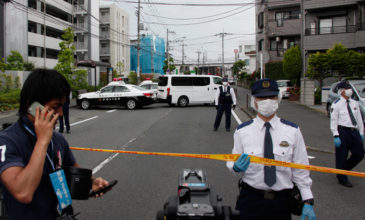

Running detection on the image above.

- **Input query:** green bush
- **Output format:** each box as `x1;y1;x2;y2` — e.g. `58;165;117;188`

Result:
0;89;20;111
128;72;137;85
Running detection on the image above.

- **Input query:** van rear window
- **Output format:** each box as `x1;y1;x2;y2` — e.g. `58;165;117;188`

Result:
158;77;168;86
172;77;193;86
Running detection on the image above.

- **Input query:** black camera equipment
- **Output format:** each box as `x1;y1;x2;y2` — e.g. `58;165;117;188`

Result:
156;169;239;220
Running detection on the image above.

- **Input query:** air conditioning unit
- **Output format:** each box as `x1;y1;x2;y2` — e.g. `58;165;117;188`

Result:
276;36;281;42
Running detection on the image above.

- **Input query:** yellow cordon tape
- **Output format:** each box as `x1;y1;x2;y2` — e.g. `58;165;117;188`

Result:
69;146;365;178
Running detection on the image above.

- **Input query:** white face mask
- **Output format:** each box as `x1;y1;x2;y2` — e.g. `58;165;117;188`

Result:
344;89;353;98
222;82;228;86
255;99;279;117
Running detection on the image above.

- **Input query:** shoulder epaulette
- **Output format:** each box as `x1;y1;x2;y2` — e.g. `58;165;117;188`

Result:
334;98;340;104
280;118;298;128
237;120;253;130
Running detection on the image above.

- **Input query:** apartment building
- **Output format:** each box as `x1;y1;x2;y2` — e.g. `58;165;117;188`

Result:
0;0;5;58
99;3;130;76
2;0;100;86
303;0;365;69
237;43;256;74
256;0;301;73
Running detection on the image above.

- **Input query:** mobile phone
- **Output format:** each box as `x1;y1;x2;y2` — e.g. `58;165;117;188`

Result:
28;102;44;117
89;179;118;197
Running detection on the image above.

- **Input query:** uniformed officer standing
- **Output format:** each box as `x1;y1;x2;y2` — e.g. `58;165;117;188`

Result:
227;78;315;220
213;78;237;132
330;80;364;187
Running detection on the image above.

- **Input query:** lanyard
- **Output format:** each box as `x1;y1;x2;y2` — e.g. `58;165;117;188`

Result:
23;125;56;171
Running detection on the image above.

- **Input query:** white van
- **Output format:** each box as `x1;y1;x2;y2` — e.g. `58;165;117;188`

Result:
157;75;223;107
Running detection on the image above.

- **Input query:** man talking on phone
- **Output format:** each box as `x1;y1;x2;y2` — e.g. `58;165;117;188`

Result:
0;69;111;219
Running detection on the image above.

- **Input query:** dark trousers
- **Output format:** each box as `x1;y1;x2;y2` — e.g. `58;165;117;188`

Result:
236;188;291;220
336;126;365;182
214;104;232;129
59;103;70;132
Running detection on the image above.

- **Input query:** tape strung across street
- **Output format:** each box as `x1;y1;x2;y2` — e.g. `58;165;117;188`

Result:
70;146;365;178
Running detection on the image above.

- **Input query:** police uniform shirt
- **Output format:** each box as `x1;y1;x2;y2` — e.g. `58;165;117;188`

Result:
0;116;76;220
226;115;314;201
214;85;237;105
330;96;364;136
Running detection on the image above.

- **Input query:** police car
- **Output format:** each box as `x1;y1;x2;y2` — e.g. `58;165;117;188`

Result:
76;81;156;110
139;79;158;97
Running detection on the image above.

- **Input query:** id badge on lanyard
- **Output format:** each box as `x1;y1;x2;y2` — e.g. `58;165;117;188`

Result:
23;125;72;212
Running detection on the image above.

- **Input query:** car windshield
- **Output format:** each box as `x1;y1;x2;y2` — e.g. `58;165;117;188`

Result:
132;85;148;91
353;83;365;98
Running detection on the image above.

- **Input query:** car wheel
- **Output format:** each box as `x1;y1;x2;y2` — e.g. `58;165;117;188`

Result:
126;99;137;110
81;99;90;110
178;96;189;107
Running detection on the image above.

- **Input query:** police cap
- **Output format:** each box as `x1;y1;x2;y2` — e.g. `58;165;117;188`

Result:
222;77;228;82
337;80;351;89
251;78;279;97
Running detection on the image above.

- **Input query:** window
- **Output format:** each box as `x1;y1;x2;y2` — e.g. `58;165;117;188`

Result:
320;17;346;34
193;77;210;86
258;39;264;51
239;45;242;53
158;77;168;86
213;77;222;85
270;39;277;50
172;77;193;86
114;86;129;92
100;86;114;93
258;12;264;29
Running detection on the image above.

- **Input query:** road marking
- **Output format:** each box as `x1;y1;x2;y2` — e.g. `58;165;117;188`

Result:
232;110;242;124
92;138;136;175
106;109;117;113
70;116;98;127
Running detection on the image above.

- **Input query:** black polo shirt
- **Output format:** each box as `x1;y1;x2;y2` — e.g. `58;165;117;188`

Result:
0;116;76;220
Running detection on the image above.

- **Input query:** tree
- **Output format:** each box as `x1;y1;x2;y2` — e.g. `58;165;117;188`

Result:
6;51;24;70
55;27;88;90
283;45;302;85
231;60;246;76
348;50;365;78
163;57;176;74
0;57;6;73
326;43;349;78
116;61;124;75
306;52;330;88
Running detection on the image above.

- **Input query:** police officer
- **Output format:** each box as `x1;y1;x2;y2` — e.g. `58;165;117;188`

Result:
227;78;315;220
330;80;364;187
213;77;237;132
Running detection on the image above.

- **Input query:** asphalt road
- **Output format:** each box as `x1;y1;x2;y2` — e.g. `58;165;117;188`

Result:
1;98;365;219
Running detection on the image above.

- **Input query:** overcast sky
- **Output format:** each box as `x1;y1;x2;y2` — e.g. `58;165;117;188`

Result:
100;0;256;64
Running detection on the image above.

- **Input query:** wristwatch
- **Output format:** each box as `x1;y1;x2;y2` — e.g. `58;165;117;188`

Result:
303;199;314;206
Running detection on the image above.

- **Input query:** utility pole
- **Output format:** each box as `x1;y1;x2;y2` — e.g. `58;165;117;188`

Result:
137;0;141;82
166;29;175;74
196;50;201;74
215;32;232;77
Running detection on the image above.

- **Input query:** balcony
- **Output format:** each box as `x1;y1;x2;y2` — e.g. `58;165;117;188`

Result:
74;23;88;33
74;5;87;15
100;32;110;40
304;0;358;10
100;16;110;24
268;19;301;36
76;42;88;52
305;25;357;36
100;48;110;56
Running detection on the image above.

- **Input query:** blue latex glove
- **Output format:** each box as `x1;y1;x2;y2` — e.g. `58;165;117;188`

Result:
301;204;316;220
334;137;341;148
233;153;250;173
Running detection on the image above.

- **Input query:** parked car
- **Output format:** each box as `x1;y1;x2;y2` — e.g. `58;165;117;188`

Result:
76;81;156;110
276;80;293;99
326;80;365;123
157;75;222;107
228;77;236;85
139;79;158;96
